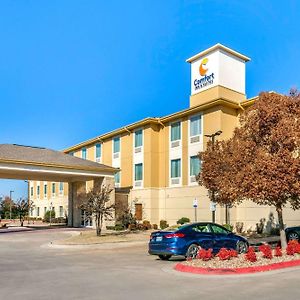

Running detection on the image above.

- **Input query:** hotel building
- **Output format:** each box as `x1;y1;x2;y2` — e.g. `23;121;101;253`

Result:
29;44;300;229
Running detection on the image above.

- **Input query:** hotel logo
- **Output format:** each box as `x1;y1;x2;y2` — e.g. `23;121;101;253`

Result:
194;57;214;91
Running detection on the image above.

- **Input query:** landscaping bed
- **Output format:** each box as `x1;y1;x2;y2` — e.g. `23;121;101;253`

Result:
175;240;300;275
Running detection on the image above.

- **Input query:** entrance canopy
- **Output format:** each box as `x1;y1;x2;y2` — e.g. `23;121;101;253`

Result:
0;144;117;182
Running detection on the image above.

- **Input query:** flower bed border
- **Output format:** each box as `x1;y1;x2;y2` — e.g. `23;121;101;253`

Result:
175;259;300;275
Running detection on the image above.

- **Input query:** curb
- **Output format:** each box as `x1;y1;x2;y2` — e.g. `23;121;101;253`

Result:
174;259;300;275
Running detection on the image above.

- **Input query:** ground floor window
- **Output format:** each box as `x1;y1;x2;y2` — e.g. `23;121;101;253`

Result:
59;206;64;217
81;210;93;227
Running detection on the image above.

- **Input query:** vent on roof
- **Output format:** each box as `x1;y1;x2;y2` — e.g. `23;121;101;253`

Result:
12;144;46;149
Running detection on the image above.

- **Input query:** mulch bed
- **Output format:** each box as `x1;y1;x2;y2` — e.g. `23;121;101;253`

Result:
175;253;300;275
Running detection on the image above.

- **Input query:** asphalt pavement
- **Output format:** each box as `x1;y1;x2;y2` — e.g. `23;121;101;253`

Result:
0;228;299;300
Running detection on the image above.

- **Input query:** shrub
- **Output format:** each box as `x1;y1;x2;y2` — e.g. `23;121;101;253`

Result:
222;224;233;232
216;248;231;260
142;220;152;230
259;244;273;259
176;217;190;225
256;218;266;234
160;220;169;229
286;240;300;255
152;224;158;230
245;247;257;262
274;246;283;257
115;224;125;231
236;222;244;234
44;210;55;222
196;248;213;261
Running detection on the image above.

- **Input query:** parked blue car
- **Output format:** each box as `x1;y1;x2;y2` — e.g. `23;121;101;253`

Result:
149;222;248;260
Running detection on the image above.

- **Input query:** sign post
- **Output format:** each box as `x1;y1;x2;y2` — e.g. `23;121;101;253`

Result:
210;201;216;223
193;198;198;222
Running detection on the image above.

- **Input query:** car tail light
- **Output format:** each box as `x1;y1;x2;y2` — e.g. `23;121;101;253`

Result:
165;233;185;238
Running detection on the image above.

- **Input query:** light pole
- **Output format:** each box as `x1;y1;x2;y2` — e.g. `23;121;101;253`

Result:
9;190;14;220
204;130;222;223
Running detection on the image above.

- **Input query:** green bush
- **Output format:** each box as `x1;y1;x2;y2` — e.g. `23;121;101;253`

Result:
115;224;125;231
44;210;55;222
222;224;233;232
152;224;158;230
142;220;152;230
177;217;190;225
160;220;169;230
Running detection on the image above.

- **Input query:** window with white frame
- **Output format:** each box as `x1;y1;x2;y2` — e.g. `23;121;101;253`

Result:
59;182;64;195
170;159;181;185
37;185;40;198
134;163;143;187
44;207;47;215
190;156;201;183
37;207;40;217
44;184;47;198
113;137;120;153
95;143;101;162
82;148;87;160
134;129;143;148
30;187;33;197
114;171;120;186
171;122;181;141
190;115;202;143
52;183;56;196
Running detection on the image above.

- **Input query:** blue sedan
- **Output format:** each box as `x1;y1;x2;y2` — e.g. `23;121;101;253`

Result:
148;222;248;260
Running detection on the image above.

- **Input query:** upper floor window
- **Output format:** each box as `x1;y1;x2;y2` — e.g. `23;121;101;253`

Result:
114;171;120;184
30;187;33;197
44;184;47;197
59;182;64;195
113;137;120;153
95;144;102;160
171;159;181;178
171;122;181;141
37;185;40;196
190;156;201;176
82;148;87;160
190;115;201;137
135;163;143;181
135;130;143;148
52;183;56;195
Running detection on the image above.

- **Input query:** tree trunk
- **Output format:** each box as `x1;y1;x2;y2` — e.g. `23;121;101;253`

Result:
96;215;101;236
276;205;287;249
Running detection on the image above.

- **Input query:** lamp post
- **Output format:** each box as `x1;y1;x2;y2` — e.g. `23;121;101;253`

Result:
9;190;14;221
204;130;222;223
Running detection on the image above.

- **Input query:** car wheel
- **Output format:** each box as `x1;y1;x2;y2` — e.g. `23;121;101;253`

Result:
236;241;248;254
288;232;299;241
185;243;199;259
158;254;172;260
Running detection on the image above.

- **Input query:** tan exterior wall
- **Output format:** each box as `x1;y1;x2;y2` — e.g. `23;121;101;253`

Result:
121;133;133;187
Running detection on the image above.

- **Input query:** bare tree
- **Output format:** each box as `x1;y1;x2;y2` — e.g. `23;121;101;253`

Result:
199;91;300;249
78;185;114;236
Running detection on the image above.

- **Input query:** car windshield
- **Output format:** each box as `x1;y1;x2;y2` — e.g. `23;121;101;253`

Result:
161;223;192;232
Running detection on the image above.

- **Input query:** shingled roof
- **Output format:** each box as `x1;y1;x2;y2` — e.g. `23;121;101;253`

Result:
0;144;117;173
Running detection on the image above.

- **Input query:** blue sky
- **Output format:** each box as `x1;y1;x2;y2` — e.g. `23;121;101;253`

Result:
0;0;299;199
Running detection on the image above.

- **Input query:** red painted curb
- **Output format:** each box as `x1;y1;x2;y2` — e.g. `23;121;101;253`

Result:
175;259;300;275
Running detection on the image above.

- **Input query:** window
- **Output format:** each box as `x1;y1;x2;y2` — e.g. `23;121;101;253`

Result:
95;144;101;159
114;171;120;184
113;137;120;153
59;182;64;195
37;185;40;197
44;207;47;215
69;152;74;156
211;224;229;234
135;130;143;148
82;148;87;160
44;184;47;197
37;207;40;217
190;156;201;176
30;187;33;197
171;159;181;178
190;115;201;136
52;183;56;195
171;122;181;141
135;163;143;181
59;206;64;217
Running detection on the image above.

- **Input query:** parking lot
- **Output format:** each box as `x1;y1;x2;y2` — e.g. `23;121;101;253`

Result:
0;228;300;300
